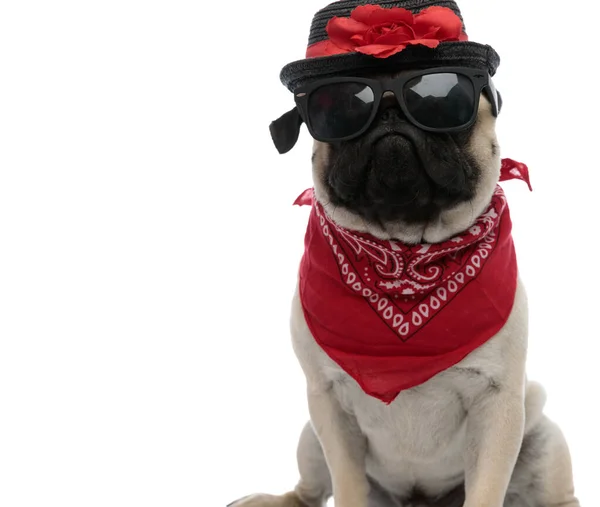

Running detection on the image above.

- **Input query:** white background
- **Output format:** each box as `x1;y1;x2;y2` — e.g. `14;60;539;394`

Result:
0;1;597;506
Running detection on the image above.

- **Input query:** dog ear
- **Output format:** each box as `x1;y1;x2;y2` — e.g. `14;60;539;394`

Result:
269;107;303;154
497;90;503;113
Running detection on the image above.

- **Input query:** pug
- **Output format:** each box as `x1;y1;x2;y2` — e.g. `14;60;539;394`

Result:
228;65;580;507
229;1;579;504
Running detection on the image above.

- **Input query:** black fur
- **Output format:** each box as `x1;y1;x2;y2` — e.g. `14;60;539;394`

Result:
322;97;481;226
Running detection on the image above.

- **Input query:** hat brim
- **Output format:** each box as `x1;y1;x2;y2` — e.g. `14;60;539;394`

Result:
280;41;500;91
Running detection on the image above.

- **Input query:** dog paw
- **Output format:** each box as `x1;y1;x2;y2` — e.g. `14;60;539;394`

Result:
227;492;308;507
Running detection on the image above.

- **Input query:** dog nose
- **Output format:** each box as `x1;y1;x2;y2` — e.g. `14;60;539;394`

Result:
381;108;402;121
379;92;405;122
380;104;407;123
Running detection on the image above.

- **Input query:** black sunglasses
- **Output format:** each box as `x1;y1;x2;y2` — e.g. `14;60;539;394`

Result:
270;67;502;154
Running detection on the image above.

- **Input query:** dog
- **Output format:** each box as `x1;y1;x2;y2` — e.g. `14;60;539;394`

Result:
229;2;580;505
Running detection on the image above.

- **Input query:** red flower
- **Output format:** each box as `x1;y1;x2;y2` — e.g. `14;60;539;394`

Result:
306;5;468;59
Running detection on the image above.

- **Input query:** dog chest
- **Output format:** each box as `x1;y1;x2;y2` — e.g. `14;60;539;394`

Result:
333;371;468;462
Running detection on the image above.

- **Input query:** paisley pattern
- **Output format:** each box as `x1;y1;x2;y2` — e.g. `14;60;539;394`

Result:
313;186;506;339
295;158;528;402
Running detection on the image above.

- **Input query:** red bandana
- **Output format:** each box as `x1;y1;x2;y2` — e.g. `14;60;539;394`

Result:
296;159;531;403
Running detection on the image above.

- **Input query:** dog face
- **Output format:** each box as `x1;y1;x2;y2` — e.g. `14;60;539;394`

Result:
311;71;501;244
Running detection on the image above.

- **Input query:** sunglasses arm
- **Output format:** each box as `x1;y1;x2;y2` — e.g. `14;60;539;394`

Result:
485;77;502;117
269;107;304;154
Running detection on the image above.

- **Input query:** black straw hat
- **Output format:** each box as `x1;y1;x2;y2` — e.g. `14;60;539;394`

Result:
280;0;500;92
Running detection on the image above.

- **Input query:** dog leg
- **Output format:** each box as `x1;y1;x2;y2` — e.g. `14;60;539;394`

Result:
535;417;580;506
462;386;525;507
290;291;369;507
295;421;333;506
505;411;580;507
227;493;309;507
307;387;369;507
227;422;332;507
486;381;578;507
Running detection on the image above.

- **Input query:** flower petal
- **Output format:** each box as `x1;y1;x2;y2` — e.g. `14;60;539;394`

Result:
374;25;416;45
327;16;370;49
362;27;379;45
350;4;384;24
306;39;348;58
355;43;408;58
405;39;441;49
413;6;464;40
421;27;440;39
351;5;414;27
350;33;366;44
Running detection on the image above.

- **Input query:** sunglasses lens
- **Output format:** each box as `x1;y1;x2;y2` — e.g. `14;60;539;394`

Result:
404;73;475;129
308;82;375;140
